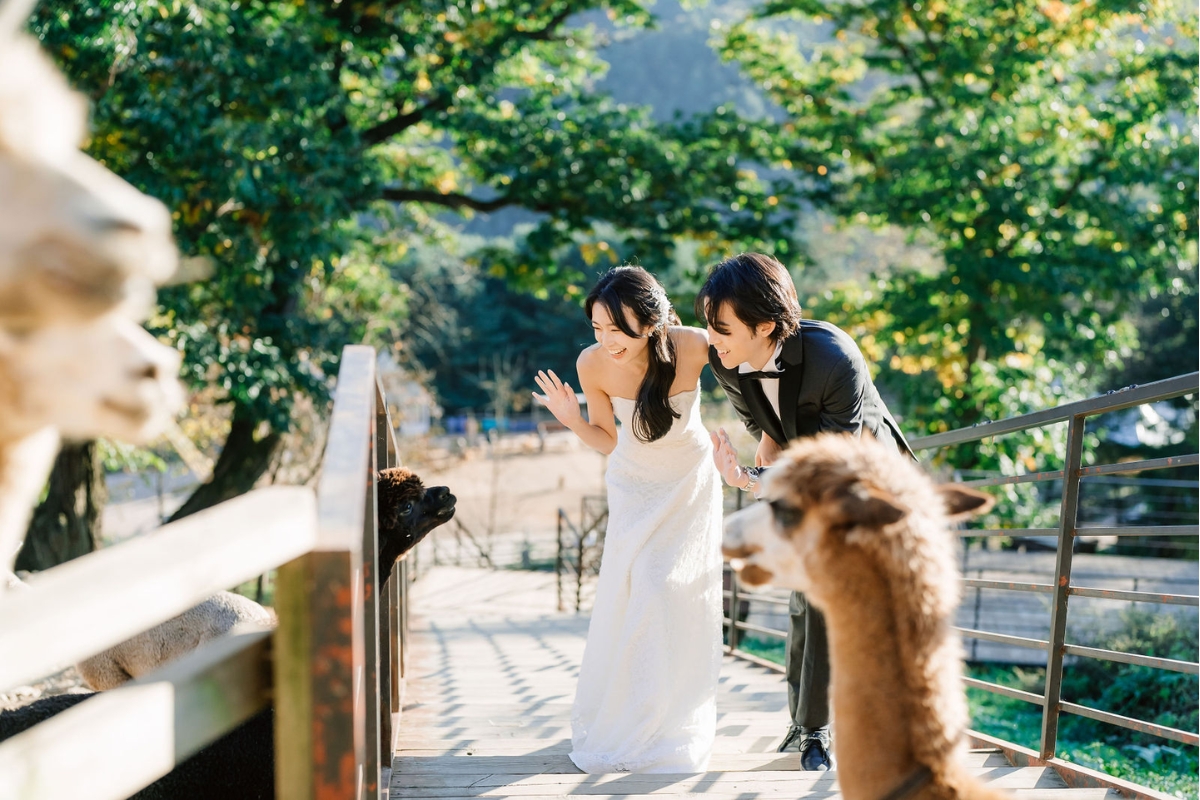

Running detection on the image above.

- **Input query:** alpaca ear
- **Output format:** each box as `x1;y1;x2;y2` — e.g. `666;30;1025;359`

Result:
841;486;907;528
938;485;995;519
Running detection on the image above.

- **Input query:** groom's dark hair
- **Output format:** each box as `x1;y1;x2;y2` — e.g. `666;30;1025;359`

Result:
695;253;801;343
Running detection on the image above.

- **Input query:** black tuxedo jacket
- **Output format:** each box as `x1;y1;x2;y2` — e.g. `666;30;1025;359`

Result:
709;319;914;458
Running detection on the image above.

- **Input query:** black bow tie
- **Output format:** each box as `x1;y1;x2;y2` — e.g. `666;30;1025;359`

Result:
740;367;785;381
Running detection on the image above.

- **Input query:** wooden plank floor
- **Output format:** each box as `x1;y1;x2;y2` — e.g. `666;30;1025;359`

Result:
391;566;1120;799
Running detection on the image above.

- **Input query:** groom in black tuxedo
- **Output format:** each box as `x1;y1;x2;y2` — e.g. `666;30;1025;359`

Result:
697;252;914;771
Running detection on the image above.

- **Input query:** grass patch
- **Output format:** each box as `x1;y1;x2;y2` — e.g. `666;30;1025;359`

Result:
735;635;786;665
966;662;1198;799
733;610;1198;798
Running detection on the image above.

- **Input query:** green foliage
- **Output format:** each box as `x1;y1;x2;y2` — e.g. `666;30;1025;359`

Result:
1064;609;1199;740
33;0;387;432
31;0;816;509
97;439;169;475
967;607;1199;797
718;0;1199;472
736;635;787;664
392;240;596;413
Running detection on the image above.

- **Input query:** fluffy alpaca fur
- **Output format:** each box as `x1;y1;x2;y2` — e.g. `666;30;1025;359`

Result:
376;467;456;589
74;468;454;689
723;433;1004;800
5;468;455;793
77;592;274;690
0;32;182;584
0;315;183;580
0;38;177;328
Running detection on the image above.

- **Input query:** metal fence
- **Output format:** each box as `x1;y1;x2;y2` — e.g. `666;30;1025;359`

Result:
720;372;1198;767
556;495;608;612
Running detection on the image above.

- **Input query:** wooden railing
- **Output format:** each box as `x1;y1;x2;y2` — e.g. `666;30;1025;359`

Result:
0;344;409;799
720;372;1198;794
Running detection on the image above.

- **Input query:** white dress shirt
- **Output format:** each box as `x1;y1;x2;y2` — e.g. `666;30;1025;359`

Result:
736;341;785;423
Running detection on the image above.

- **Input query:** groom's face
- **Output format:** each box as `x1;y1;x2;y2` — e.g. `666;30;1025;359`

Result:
706;302;775;369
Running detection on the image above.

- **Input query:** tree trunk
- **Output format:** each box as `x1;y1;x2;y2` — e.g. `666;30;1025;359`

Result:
169;404;283;522
16;442;105;572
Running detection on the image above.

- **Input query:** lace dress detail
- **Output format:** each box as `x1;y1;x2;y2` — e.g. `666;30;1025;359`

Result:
569;388;724;774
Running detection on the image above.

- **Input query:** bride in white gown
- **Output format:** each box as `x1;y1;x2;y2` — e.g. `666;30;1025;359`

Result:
534;266;723;774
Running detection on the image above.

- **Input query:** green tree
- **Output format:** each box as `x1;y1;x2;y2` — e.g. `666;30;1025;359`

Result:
28;0;815;537
717;0;1198;480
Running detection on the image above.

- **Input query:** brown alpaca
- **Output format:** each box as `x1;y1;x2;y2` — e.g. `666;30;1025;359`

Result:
723;433;1006;800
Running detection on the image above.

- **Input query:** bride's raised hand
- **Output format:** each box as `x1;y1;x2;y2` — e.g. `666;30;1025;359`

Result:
533;369;583;427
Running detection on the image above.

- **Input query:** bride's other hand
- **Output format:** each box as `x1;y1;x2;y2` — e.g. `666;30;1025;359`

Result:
533;370;583;427
755;433;783;467
710;427;745;488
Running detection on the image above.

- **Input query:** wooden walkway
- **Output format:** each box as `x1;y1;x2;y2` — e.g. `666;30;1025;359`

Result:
389;566;1120;799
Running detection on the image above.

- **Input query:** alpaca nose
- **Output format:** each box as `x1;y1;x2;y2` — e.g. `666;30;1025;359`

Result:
428;486;451;502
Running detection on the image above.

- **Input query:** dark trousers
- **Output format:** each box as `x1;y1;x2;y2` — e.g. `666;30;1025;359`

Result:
786;590;830;730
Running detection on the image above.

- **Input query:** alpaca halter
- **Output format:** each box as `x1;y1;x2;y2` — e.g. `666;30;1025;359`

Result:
876;726;965;800
877;765;932;800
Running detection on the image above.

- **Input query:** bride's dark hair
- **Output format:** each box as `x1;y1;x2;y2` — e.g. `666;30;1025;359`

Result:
585;266;681;443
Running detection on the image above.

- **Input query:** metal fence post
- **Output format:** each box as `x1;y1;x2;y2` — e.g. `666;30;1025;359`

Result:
575;523;585;613
374;386;396;784
556;512;565;613
728;569;742;650
1041;414;1086;759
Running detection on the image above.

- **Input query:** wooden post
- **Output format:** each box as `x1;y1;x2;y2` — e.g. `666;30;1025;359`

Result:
360;383;383;798
389;561;401;714
275;346;375;800
397;557;409;680
274;550;365;800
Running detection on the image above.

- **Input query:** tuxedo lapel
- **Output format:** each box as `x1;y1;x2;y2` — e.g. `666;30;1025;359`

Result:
736;373;787;444
778;332;805;441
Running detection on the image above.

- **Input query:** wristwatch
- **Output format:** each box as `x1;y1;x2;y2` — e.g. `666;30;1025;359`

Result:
740;466;762;493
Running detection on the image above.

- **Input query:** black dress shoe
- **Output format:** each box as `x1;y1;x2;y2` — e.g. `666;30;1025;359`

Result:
799;727;833;771
776;724;803;753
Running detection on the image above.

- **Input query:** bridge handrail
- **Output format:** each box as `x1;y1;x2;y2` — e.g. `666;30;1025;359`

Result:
0;629;273;799
0;343;408;800
907;372;1198;450
0;486;315;693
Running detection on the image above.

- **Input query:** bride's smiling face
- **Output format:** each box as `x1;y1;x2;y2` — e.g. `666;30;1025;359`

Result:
592;302;650;364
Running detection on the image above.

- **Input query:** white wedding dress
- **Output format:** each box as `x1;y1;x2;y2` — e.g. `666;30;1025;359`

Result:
569;388;724;774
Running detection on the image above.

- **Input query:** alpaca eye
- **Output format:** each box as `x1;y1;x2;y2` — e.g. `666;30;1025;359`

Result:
401;502;414;515
769;500;803;529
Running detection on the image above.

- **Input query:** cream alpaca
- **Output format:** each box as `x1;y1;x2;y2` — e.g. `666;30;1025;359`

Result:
0;28;183;582
723;433;1007;800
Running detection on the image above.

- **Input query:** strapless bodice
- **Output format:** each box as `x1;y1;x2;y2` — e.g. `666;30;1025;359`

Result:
609;388;704;446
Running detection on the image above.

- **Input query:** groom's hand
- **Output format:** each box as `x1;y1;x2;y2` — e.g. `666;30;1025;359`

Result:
755;433;783;467
711;428;747;489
